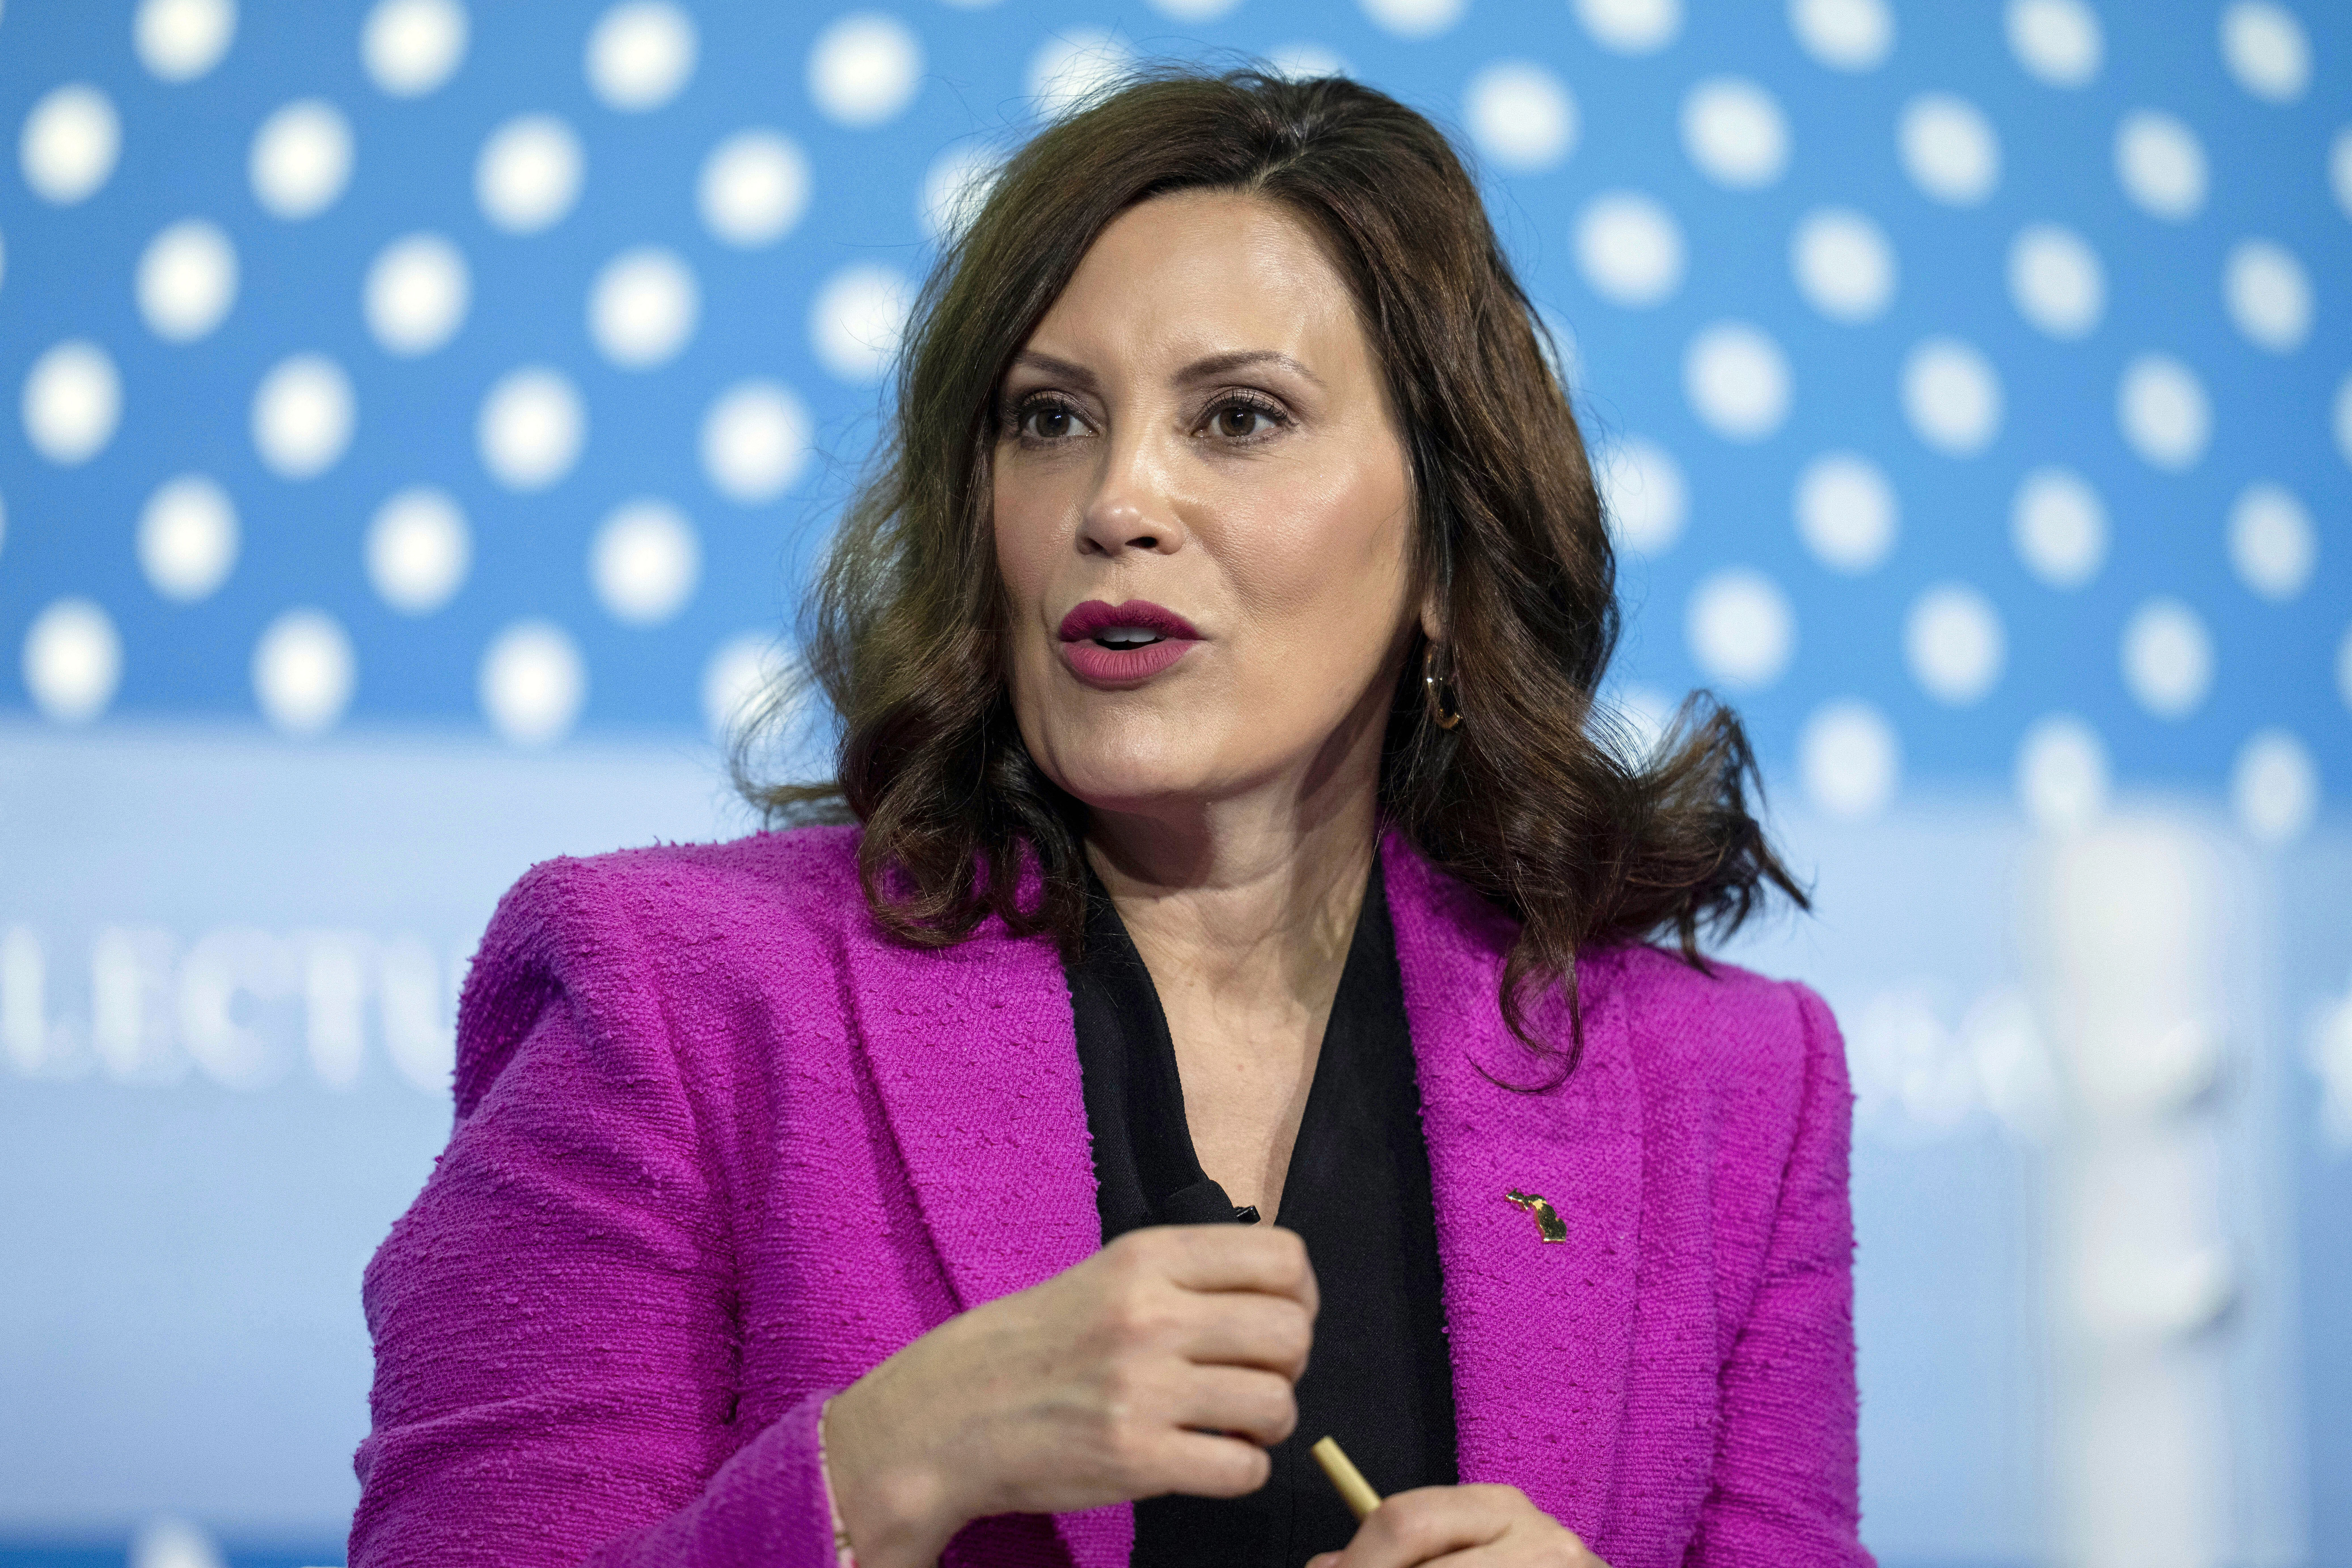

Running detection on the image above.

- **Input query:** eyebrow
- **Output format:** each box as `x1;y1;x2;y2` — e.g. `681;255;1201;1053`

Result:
1004;348;1323;392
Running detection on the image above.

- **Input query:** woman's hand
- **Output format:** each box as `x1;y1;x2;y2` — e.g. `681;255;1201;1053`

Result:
1306;1485;1610;1568
820;1224;1318;1568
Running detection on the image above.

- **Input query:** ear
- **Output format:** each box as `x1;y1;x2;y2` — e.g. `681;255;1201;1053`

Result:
1417;586;1444;644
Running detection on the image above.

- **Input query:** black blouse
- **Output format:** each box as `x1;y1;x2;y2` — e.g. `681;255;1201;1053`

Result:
1064;859;1457;1567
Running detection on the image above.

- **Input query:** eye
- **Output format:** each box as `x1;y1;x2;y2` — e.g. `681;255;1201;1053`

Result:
1207;396;1285;441
1013;395;1090;442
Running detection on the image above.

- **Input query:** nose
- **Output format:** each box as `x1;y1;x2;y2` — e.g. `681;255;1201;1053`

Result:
1075;431;1185;558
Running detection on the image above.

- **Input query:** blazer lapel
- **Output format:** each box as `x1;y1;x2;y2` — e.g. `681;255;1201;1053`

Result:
836;899;1135;1568
1381;833;1644;1546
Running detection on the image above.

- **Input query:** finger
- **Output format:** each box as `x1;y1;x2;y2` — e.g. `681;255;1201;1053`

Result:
1145;1426;1275;1500
1177;1291;1314;1378
1145;1224;1319;1309
1337;1486;1520;1568
1170;1363;1298;1447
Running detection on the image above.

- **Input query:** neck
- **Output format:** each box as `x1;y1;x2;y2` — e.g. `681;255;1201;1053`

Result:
1082;722;1385;1018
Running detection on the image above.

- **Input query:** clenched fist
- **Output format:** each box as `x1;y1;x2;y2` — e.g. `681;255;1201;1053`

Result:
821;1223;1319;1568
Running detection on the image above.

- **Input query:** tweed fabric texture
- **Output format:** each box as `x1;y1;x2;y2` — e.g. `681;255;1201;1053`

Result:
352;825;1869;1567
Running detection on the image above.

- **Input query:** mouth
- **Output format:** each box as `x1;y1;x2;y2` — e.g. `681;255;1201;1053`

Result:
1056;598;1201;687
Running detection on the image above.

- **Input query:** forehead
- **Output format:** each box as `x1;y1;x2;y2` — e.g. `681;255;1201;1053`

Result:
1027;188;1368;364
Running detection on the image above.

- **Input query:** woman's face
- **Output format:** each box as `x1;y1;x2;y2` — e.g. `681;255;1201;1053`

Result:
993;188;1421;824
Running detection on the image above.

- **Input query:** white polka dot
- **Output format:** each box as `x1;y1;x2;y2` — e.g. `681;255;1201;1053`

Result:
135;0;236;82
2007;223;2103;339
128;1516;223;1568
2011;466;2107;588
22;339;122;466
2332;126;2352;222
1264;42;1350;81
1794;451;1897;573
250;353;354;479
585;1;696;112
1574;0;1681;53
1789;207;1895;323
1596;435;1686;557
588;246;698;369
1898;93;2000;206
20;84;121;205
23;598;122;724
137;474;237;601
2231;728;2318;844
252;609;354;736
1465;61;1577;173
1788;0;1892;71
2121;598;2213;718
1575;192;1682;308
249;99;352;221
2227;482;2315;601
477;366;584;491
2115;111;2207;221
699;130;810;248
1905;584;2005;705
1358;0;1465;40
1901;337;2002;457
1681;78;1788;190
701;380;812;504
1685;322;1793;445
1686;569;1795;690
2016;714;2109;831
806;12;922;127
1027;30;1131;120
136;219;238;343
2116;353;2210;470
362;0;468;97
365;487;469;614
2006;0;2102;85
1147;0;1240;18
811;265;912;385
2222;238;2312;352
1800;700;1900;819
590;498;700;625
475;114;583;234
920;141;1000;242
2220;2;2310;104
364;232;468;356
702;632;788;743
479;620;585;747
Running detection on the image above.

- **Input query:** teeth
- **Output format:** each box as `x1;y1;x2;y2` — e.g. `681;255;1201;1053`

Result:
1096;627;1163;648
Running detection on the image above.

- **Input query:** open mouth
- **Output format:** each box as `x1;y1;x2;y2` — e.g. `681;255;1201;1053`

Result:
1056;599;1201;686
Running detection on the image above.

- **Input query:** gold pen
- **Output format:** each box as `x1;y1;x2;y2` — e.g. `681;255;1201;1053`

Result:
1309;1436;1382;1521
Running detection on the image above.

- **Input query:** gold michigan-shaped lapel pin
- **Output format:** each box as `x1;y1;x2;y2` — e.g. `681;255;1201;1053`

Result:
1506;1188;1567;1243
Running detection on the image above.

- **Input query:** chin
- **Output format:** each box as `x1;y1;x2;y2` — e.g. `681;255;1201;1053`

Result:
1027;706;1230;816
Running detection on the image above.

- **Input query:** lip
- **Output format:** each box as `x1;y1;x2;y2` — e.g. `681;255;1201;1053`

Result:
1055;598;1202;688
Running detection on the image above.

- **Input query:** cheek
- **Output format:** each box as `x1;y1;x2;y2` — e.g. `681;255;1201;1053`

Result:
1221;458;1413;634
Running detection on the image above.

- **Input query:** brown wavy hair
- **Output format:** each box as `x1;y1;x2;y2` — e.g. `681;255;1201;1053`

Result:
741;67;1803;1066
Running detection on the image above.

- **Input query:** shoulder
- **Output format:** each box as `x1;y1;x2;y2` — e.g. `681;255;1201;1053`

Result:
1583;943;1847;1146
454;825;872;1113
477;823;875;968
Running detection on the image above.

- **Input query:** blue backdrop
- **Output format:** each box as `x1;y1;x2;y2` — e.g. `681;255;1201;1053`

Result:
1;1;2346;1564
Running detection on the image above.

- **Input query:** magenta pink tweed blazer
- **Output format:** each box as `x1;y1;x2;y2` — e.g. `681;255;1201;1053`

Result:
352;825;1868;1568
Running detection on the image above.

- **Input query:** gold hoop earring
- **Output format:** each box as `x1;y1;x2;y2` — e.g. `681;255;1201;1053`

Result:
1423;642;1464;730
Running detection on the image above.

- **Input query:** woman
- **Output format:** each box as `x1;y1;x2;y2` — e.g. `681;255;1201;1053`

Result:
353;69;1866;1568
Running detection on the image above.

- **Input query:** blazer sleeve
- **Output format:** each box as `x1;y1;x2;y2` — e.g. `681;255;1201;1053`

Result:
349;865;838;1568
1684;983;1875;1568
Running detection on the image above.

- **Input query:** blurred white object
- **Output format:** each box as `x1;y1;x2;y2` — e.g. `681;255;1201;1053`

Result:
129;1516;225;1568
